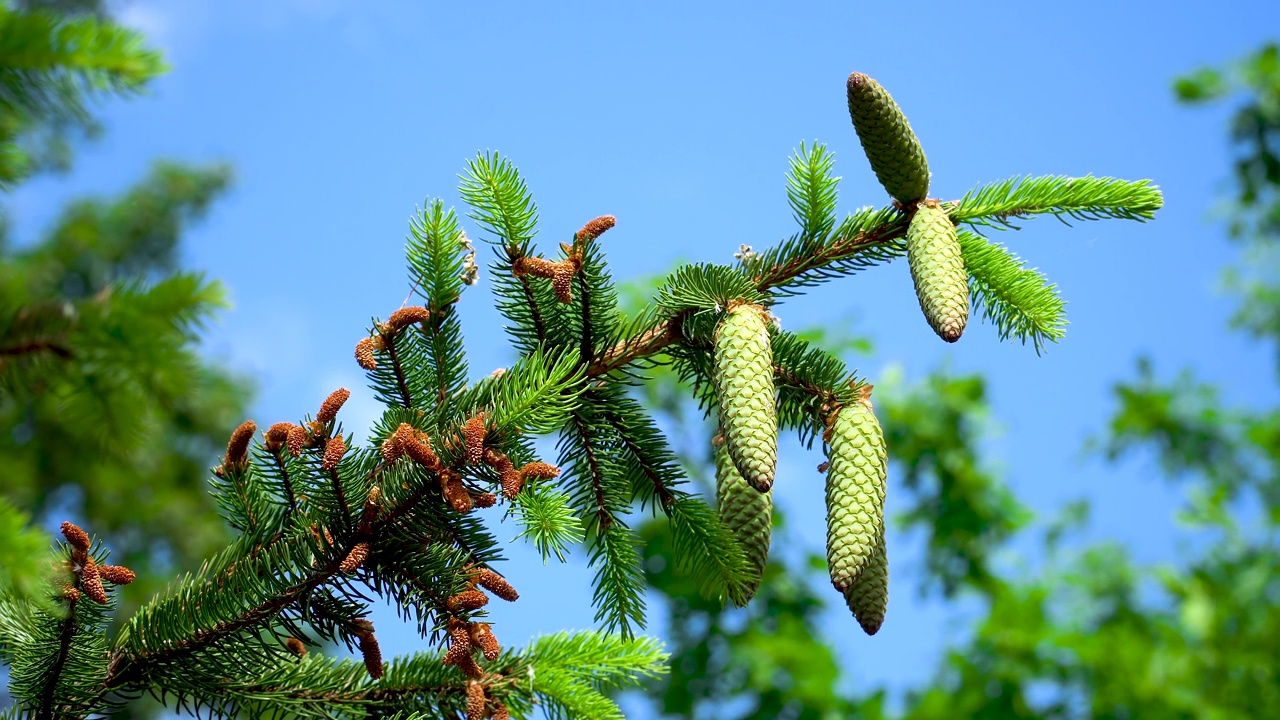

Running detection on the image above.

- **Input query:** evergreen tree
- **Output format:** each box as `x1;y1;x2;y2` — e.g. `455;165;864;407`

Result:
0;59;1162;717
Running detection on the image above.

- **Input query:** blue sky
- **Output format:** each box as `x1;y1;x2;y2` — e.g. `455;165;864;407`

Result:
10;0;1280;714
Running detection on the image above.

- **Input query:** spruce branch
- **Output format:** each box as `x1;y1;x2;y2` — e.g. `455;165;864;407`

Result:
957;229;1068;353
951;174;1164;228
786;140;840;241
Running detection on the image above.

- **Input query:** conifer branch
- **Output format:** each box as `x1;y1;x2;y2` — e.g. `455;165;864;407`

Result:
0;340;72;359
381;334;414;409
509;245;548;344
578;262;595;365
36;598;78;720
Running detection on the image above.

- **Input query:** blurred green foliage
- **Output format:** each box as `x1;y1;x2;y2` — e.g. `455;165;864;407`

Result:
0;2;249;623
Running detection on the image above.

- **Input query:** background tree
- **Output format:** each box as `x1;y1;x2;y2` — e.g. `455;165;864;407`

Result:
627;43;1280;720
0;0;250;621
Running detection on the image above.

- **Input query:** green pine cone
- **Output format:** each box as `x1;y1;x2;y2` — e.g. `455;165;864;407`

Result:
846;72;930;204
906;200;969;343
825;395;887;592
713;303;777;493
842;527;888;635
716;440;772;606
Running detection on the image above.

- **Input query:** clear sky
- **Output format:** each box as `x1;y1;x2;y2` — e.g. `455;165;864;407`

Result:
10;0;1279;714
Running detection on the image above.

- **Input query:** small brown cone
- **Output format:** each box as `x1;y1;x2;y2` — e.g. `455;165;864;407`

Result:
358;632;383;679
322;435;346;471
466;680;486;720
224;420;257;470
468;622;500;660
265;422;295;452
577;214;617;242
98;565;135;585
81;557;108;605
355;337;378;370
551;266;574;303
286;425;309;458
474;568;519;601
462;414;486;465
491;701;511;720
447;589;490;611
440;469;473;513
339;542;370;573
285;637;307;657
383;306;432;334
60;521;90;553
316;388;351;424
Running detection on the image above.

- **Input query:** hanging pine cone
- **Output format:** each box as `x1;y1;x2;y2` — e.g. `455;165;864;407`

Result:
715;439;771;605
906;200;969;342
713;303;777;493
842;527;888;635
846;72;930;204
824;390;887;592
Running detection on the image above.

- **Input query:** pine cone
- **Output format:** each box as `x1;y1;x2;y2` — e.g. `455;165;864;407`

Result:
906;200;969;342
846;72;930;204
715;441;771;606
713;304;777;493
824;397;887;592
841;526;888;635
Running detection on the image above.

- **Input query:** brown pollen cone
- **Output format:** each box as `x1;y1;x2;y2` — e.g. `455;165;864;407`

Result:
60;521;90;554
62;586;80;602
81;557;108;605
473;491;497;508
380;435;403;463
362;486;382;522
469;622;500;660
358;632;383;679
519;462;560;481
402;426;441;470
98;565;135;585
264;422;296;452
474;568;519;602
484;450;520;499
440;470;473;513
286;425;309;458
551;265;574;303
447;589;489;611
285;637;307;657
316;387;351;424
576;214;617;242
322;435;346;471
462;414;486;465
382;305;432;334
224;420;257;469
339;542;370;573
444;617;473;665
491;701;511;720
355;337;378;370
466;680;486;720
511;256;560;279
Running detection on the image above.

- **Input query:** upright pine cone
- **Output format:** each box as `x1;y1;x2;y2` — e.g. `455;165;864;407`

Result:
846;72;930;204
842;527;889;635
713;303;777;493
715;441;771;606
824;391;887;592
906;200;969;342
